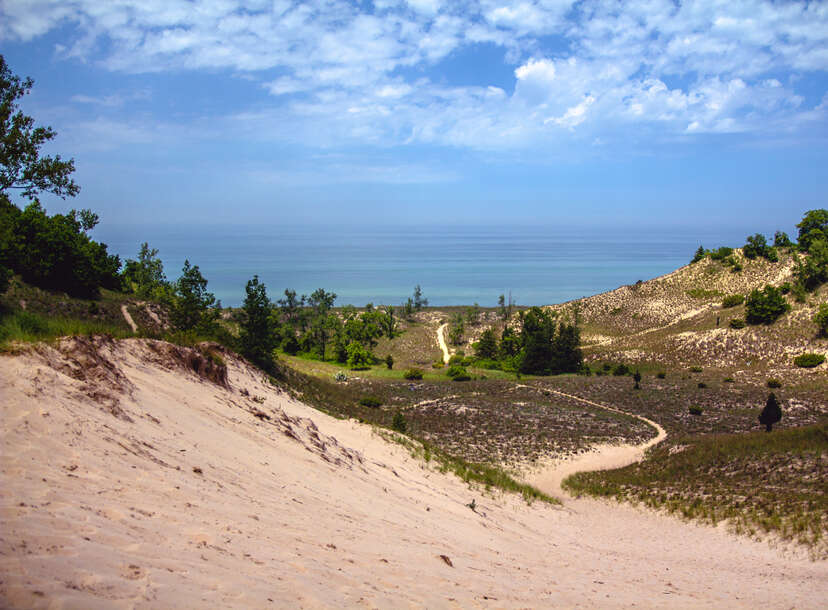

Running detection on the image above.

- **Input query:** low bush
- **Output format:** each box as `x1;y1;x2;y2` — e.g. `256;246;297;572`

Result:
432;359;444;368
475;358;501;370
403;368;423;380
448;354;464;366
697;382;707;388
391;410;407;433
451;372;472;382
359;396;382;408
709;246;734;261
446;365;467;378
656;371;666;379
745;285;790;325
612;363;631;376
723;376;735;383
688;406;703;416
721;294;744;308
729;318;746;329
767;378;782;389
689;365;703;373
793;353;825;368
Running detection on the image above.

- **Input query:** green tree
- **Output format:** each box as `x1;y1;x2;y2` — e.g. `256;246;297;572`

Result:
759;392;782;432
382;305;396;339
0;56;79;200
743;234;769;260
8;200;120;298
448;312;464;346
240;275;277;368
813;303;828;337
498;294;507;320
745;285;790;325
691;245;706;263
122;242;168;300
794;238;828;291
346;340;372;369
499;325;520;358
774;231;793;249
633;370;642;390
519;307;556;375
796;209;828;253
170;260;217;332
475;327;499;359
465;303;480;326
413;285;427;311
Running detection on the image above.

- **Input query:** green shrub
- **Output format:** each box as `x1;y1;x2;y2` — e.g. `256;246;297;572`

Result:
446;365;467;378
448;353;464;366
689;365;703;373
793;353;825;368
691;245;706;263
475;358;501;370
656;371;666;379
403;368;423;380
745;285;790;325
688;406;703;416
612;363;631;376
729;318;746;329
709;246;734;261
697;382;707;388
766;378;782;388
359;396;382;408
451;372;472;382
723;376;735;383
346;341;372;369
432;359;444;369
391;411;407;433
385;354;394;369
721;294;744;308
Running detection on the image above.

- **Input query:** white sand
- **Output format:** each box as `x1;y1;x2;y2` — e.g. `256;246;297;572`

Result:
437;322;451;364
1;338;825;608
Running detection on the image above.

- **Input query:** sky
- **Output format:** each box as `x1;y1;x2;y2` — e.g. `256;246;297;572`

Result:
1;0;827;231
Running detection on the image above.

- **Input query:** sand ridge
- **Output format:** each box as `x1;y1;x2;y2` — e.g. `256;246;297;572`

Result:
1;337;826;608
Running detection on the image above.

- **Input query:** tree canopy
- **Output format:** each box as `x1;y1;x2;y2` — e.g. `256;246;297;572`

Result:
0;55;79;200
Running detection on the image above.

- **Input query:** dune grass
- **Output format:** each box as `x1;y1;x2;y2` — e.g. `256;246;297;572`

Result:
0;309;131;350
563;421;828;557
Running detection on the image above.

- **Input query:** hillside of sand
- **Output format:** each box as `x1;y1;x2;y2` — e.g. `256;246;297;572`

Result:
2;336;826;608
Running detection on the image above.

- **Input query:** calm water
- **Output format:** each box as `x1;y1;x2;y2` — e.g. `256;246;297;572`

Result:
94;224;751;308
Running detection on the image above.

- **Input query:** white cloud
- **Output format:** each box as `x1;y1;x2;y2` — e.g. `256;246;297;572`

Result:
2;0;826;152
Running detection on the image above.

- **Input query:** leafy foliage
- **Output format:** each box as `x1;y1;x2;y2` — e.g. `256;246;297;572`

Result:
3;197;121;298
518;307;583;375
346;340;372;369
796;209;828;253
814;303;828;337
793;238;828;291
403;368;423;380
0;55;79;200
475;327;499;359
121;242;169;300
774;231;794;248
170;260;217;332
240;275;278;369
745;285;790;325
721;294;744;308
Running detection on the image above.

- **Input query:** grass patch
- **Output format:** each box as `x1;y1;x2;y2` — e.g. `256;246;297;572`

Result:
563;422;828;557
0;310;130;350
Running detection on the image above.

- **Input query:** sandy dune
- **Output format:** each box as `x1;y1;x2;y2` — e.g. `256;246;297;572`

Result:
1;338;826;608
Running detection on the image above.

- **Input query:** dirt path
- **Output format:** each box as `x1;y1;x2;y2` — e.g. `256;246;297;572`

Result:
120;304;138;333
436;322;451;363
517;385;666;496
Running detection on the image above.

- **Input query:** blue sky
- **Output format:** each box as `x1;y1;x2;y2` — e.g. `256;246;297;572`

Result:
2;0;827;230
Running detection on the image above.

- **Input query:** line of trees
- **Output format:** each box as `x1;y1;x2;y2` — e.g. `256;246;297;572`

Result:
473;306;583;376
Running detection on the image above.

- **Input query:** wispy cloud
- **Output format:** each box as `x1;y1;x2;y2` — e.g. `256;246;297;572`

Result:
3;0;827;153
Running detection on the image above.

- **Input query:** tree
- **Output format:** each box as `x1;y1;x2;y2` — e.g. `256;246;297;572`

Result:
633;370;642;390
465;303;480;326
346;341;372;369
413;285;428;311
691;245;706;263
7;200;120;298
743;234;769;260
498;294;507;320
382;305;396;339
774;231;793;249
475;327;499;360
170;260;217;331
448;312;464;346
0;56;79;200
794;238;828;291
240;275;277;368
758;392;782;432
122;242;168;300
519;307;556;375
745;285;790;325
814;303;828;337
796;209;828;253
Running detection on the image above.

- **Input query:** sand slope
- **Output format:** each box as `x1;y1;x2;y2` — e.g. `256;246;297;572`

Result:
1;338;825;608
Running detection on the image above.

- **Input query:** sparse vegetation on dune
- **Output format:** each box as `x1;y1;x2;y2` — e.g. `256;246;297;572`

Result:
564;422;828;558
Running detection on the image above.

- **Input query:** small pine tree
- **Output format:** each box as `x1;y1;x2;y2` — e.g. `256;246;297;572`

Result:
759;392;782;432
392;411;407;434
691;245;706;263
633;370;641;389
385;354;394;369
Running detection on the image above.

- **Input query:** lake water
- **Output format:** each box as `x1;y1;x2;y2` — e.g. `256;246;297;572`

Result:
94;223;753;308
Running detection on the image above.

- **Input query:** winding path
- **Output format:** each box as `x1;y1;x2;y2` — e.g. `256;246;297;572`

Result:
120;304;138;333
432;322;667;497
436;322;451;364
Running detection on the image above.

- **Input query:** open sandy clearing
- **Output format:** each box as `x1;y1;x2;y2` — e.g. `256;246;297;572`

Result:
1;338;825;608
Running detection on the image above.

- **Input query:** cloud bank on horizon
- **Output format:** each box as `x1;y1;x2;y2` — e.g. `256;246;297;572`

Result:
1;0;827;225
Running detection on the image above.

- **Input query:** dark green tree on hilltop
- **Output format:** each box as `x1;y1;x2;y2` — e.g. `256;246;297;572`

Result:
240;275;277;368
170;260;217;332
796;209;828;253
745;285;790;325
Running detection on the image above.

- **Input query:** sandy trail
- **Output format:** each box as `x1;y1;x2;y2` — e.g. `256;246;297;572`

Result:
437;322;451;363
120;304;138;333
517;386;666;495
1;338;826;608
